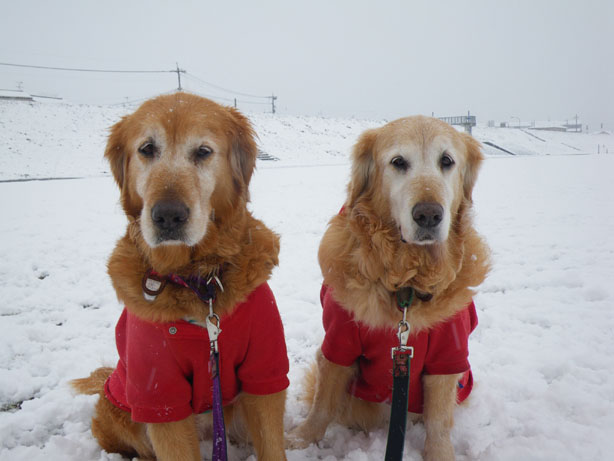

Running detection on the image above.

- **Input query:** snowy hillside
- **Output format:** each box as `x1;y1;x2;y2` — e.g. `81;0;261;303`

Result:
1;100;612;181
1;99;613;460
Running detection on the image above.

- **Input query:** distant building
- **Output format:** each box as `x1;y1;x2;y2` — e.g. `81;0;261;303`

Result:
530;120;581;133
492;119;582;133
0;89;34;101
438;113;477;134
530;125;567;132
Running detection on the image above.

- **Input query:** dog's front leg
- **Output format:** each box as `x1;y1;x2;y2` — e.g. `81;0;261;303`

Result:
422;373;460;461
287;349;355;448
237;390;287;461
147;414;200;461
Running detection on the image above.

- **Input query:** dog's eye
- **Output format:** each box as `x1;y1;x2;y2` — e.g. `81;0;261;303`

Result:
440;153;455;170
391;156;409;171
196;146;213;160
138;142;156;158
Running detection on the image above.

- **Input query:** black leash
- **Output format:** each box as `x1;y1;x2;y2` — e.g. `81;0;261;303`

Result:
384;287;415;461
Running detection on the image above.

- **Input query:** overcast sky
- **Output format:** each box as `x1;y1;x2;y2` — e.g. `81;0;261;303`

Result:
1;0;612;129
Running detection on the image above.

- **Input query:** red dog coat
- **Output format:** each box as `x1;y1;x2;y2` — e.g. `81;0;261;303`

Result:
105;283;290;423
320;285;476;413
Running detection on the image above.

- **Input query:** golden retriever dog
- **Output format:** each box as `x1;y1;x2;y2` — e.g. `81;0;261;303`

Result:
288;116;490;460
72;92;288;461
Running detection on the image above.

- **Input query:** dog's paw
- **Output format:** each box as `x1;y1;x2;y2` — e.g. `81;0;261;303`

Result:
285;424;320;449
424;439;455;461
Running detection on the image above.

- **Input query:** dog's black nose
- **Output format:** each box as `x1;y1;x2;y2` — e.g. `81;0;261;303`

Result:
151;200;189;231
412;202;443;229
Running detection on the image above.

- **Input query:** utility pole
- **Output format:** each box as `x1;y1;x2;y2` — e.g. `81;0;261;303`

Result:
271;93;277;114
173;62;186;91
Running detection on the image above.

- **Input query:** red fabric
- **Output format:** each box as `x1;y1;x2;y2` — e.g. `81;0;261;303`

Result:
320;285;477;413
105;283;290;423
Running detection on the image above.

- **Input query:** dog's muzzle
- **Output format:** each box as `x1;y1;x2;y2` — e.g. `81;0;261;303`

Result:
151;199;190;242
412;202;443;242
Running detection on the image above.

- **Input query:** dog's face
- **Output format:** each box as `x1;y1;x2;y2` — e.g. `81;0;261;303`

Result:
105;93;257;248
349;116;483;245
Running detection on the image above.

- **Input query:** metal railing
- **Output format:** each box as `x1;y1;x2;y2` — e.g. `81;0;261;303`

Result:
438;115;476;127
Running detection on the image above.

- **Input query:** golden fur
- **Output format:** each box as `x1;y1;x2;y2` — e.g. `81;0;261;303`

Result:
72;92;286;460
289;116;490;461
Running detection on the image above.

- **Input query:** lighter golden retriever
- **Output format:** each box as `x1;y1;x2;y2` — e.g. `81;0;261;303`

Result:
73;92;288;461
288;116;490;460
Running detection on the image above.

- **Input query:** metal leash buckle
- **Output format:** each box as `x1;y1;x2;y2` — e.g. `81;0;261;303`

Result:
391;307;413;359
392;314;413;380
206;298;222;353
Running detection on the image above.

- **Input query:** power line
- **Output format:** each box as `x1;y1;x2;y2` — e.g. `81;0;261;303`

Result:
0;61;173;74
185;89;235;104
0;60;277;112
105;89;268;108
1;62;268;99
184;72;270;99
107;89;179;107
181;76;271;105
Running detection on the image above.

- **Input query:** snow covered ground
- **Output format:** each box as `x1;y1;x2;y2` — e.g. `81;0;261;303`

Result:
1;100;613;460
2;100;613;181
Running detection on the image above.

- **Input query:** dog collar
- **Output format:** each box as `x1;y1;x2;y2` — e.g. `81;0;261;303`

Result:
395;286;432;313
141;268;223;304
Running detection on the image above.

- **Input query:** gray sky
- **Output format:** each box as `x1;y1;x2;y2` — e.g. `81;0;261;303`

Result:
1;0;612;129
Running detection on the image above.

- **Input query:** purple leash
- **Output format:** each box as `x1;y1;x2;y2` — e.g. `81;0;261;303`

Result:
206;293;227;461
141;269;228;461
210;343;227;460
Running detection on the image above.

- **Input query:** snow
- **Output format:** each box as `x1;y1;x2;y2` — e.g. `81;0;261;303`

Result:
0;90;33;101
2;100;612;181
1;100;614;460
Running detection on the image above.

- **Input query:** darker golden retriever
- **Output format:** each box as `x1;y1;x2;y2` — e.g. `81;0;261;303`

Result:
73;92;288;460
289;116;490;460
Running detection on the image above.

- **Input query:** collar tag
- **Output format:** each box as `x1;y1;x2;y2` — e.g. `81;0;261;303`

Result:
142;270;167;301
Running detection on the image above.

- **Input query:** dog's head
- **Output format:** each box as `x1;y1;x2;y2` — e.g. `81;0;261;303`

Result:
105;92;257;248
348;116;483;245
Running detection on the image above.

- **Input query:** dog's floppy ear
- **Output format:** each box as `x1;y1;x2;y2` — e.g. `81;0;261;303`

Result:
348;129;377;206
104;117;129;190
104;117;140;217
461;133;484;202
228;107;258;197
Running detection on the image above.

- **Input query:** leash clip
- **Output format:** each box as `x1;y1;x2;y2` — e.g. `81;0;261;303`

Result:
392;321;413;375
206;298;222;353
391;286;414;358
206;315;221;353
392;308;413;359
398;320;410;348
